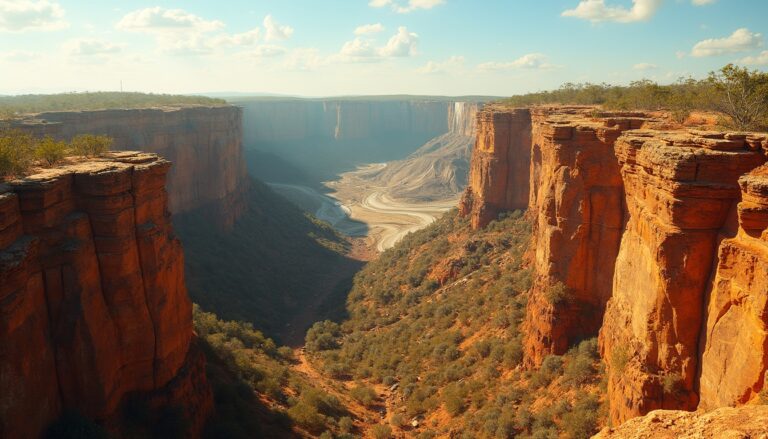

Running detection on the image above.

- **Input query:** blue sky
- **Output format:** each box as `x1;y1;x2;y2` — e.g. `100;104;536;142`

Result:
0;0;766;96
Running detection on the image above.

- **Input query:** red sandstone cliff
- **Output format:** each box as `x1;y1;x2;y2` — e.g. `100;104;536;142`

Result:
13;106;246;229
459;104;768;428
0;152;212;438
458;107;531;228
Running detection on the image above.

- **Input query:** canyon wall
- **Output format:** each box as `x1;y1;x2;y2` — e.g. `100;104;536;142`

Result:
459;104;768;425
0;152;212;438
13;105;247;229
458;106;531;228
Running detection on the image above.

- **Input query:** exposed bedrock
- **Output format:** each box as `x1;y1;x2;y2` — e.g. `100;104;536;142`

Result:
0;153;212;438
13;106;247;229
600;130;766;424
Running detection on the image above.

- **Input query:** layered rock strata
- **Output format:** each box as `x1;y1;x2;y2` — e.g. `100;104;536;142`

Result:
12;106;246;229
600;130;765;423
523;108;656;367
0;152;212;438
699;163;768;409
458;107;531;228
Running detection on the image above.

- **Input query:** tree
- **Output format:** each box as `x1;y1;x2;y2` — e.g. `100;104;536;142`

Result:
707;64;768;131
35;136;69;166
0;129;35;177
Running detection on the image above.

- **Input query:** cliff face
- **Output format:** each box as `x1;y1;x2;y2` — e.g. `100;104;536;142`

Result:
0;153;212;438
601;130;765;423
523;108;654;367
699;163;768;409
460;104;768;426
458;107;531;229
15;106;247;229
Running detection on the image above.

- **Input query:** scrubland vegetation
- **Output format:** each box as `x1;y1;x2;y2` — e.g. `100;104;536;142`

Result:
0;92;225;117
304;211;606;438
0;129;112;178
501;64;768;131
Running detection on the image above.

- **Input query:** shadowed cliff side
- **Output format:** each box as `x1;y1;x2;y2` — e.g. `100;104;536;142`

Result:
0;152;212;438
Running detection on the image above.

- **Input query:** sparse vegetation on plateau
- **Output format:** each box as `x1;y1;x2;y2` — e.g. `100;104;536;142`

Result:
0;92;225;116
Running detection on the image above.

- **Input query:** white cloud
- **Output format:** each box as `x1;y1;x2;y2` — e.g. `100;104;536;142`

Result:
417;55;465;74
633;62;657;70
369;0;445;14
379;26;418;57
477;53;556;71
0;50;37;61
562;0;661;23
691;28;763;57
283;48;323;71
116;7;223;33
211;28;260;48
0;0;66;32
740;50;768;65
340;38;378;58
63;38;123;56
354;23;384;35
692;0;715;5
263;14;293;41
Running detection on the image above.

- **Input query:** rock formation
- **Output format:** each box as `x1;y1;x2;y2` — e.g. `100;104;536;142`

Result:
12;106;247;229
601;130;765;423
458;106;531;229
699;162;768;409
0;152;212;438
593;405;768;439
523;108;655;368
459;103;768;427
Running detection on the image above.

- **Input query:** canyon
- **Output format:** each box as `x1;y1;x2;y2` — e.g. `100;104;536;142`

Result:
0;152;211;438
459;104;768;425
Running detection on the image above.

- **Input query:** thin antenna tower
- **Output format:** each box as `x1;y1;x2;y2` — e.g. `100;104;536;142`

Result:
120;80;123;92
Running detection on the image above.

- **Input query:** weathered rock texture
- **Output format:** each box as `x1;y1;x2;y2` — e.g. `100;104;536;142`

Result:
458;106;531;229
699;163;768;409
0;152;212;438
593;405;768;439
523;108;656;368
13;106;246;229
600;130;765;424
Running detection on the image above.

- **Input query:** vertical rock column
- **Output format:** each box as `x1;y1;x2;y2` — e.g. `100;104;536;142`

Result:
600;130;765;424
523;109;650;367
699;158;768;409
459;107;531;229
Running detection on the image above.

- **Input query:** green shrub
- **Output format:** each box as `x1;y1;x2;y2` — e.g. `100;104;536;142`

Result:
0;129;35;177
544;282;569;306
71;134;112;157
561;394;600;439
350;384;378;407
305;320;342;352
338;416;354;433
371;424;393;439
662;372;682;395
34;136;69;166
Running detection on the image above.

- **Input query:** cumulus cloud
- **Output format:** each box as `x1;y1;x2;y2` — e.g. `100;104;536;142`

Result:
379;26;418;56
633;62;657;70
691;28;762;57
263;14;293;41
63;38;123;56
369;0;445;14
116;7;223;33
562;0;661;23
0;0;66;32
691;0;715;5
283;48;324;71
417;55;465;74
740;50;768;65
339;38;378;59
477;53;556;71
354;23;384;35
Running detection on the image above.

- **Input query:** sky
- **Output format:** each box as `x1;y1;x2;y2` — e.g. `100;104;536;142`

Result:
0;0;767;97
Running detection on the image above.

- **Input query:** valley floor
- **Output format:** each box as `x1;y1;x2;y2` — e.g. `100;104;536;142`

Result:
270;162;458;253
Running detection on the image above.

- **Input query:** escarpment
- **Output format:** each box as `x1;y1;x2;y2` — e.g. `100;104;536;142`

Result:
13;106;246;229
0;153;212;438
459;104;768;426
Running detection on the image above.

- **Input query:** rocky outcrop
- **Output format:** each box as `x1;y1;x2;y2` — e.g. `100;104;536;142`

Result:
699;163;768;409
458;107;531;228
600;130;765;423
593;405;768;439
13;106;246;229
0;152;212;438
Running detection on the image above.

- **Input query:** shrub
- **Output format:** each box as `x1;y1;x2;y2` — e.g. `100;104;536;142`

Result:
443;384;466;417
371;424;393;439
71;134;112;157
544;282;569;306
561;394;600;439
350;384;378;407
0;129;35;177
35;136;69;166
707;64;768;131
338;416;354;433
662;372;682;395
610;346;630;374
305;320;342;352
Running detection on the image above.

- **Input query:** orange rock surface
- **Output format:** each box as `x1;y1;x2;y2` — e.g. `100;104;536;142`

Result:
600;130;766;424
0;152;211;438
523;108;655;367
699;163;768;409
14;106;247;229
459;107;531;228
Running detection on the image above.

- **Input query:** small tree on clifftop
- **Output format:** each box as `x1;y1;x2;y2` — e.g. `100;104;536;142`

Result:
708;64;768;131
